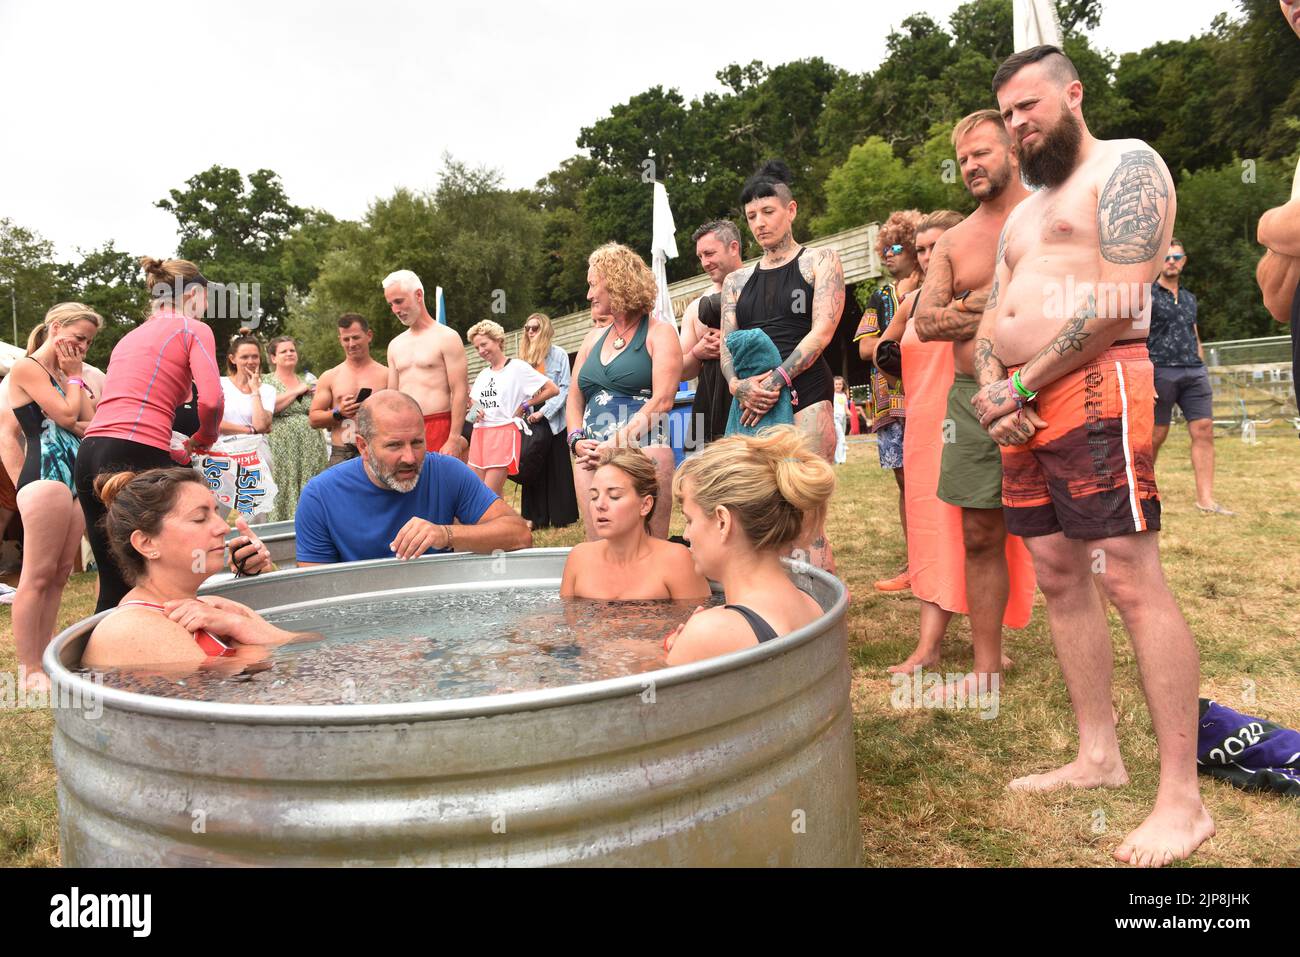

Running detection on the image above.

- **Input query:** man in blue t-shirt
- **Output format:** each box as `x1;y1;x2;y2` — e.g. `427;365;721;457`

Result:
294;390;531;565
1149;240;1233;516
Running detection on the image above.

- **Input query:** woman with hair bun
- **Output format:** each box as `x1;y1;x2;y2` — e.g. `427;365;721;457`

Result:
8;303;102;690
560;447;708;600
81;468;309;672
75;257;266;613
721;160;845;571
76;259;219;589
665;425;835;665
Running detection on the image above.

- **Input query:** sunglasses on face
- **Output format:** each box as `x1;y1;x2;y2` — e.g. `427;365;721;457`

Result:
886;245;904;256
1165;254;1185;262
524;324;541;332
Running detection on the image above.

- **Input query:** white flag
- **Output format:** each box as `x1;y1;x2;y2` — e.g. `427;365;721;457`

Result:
1014;0;1062;50
650;181;678;328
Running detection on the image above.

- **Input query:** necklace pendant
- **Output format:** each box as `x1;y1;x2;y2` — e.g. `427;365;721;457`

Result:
613;336;625;349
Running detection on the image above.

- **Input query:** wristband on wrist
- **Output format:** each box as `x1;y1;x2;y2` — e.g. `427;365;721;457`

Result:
332;408;343;422
774;366;799;407
568;430;585;453
1010;370;1036;401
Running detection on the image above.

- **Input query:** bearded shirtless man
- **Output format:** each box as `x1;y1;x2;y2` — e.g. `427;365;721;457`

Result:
383;269;469;460
310;314;391;466
970;45;1214;867
913;110;1032;688
720;160;846;572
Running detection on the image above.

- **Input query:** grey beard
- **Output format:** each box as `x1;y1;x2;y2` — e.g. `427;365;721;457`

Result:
366;451;420;493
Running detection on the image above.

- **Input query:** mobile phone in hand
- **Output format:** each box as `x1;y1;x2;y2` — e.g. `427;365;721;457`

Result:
356;388;373;404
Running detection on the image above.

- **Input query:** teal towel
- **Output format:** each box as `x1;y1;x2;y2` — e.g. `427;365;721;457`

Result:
725;329;795;436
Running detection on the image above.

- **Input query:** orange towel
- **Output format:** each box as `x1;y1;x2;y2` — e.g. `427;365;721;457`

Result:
899;323;1036;626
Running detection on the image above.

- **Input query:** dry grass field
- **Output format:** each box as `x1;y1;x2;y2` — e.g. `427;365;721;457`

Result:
2;426;1297;867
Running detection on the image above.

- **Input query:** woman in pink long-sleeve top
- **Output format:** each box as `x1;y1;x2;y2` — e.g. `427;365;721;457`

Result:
75;256;225;612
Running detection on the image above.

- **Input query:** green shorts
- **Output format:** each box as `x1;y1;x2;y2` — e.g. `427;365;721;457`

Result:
936;374;1004;510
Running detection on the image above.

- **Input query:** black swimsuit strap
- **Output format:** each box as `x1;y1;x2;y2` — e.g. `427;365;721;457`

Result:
724;604;779;644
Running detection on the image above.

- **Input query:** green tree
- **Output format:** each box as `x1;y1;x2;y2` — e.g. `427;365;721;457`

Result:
287;157;543;370
56;242;149;368
156;166;305;342
1174;154;1294;340
0;219;61;349
812;138;925;235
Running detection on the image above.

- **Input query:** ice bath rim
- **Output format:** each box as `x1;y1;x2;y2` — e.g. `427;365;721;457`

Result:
43;547;848;726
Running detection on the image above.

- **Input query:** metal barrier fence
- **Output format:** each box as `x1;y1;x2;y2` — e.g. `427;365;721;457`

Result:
1203;335;1291;367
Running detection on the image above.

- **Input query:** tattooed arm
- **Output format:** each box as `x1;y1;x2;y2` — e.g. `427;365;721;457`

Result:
914;234;988;343
718;266;746;388
972;221;1012;389
758;247;846;394
720;265;779;424
1016;145;1175;394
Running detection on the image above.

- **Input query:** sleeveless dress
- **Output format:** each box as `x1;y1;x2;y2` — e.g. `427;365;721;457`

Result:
268;374;326;522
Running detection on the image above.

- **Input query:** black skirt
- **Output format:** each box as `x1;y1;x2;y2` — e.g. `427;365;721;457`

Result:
520;429;579;529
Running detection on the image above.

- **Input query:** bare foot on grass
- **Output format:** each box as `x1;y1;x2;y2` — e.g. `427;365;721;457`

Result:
1008;756;1129;793
887;649;938;675
23;669;50;694
1114;800;1216;867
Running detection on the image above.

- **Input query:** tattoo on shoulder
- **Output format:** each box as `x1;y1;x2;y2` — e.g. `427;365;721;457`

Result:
1097;150;1170;265
985;276;1000;310
995;220;1010;266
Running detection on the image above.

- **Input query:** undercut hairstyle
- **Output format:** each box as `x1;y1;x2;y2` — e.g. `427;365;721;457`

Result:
381;269;424;296
740;159;795;206
1169;237;1184;251
992;45;1079;96
951;109;1011;148
95;468;207;585
596;447;660;533
587;243;658;316
692;220;742;249
918;210;966;234
338;312;370;332
466;319;506;346
876;210;924;258
672;425;835;553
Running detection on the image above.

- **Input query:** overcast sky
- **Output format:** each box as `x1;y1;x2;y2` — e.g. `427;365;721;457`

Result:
0;0;1237;260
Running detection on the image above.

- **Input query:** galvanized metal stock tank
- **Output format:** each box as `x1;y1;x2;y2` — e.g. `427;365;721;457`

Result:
45;549;859;866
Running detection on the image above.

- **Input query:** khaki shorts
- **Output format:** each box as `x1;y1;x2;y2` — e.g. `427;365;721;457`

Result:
936;375;1005;510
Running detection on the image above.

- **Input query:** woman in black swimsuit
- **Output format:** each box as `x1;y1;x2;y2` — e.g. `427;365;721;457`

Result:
664;425;835;665
7;303;101;690
720;160;846;571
